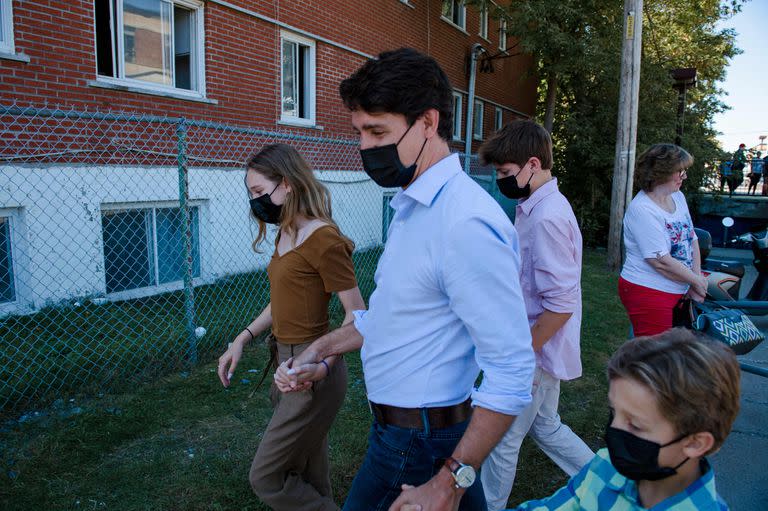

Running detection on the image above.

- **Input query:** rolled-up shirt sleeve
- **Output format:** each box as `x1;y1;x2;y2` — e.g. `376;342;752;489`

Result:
533;218;580;314
443;215;535;416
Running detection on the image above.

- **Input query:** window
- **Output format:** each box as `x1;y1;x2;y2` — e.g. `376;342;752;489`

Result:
478;6;488;39
102;206;200;294
494;107;503;131
452;92;463;141
0;216;15;304
0;0;15;54
95;0;205;94
473;100;484;140
499;17;508;51
281;32;316;125
441;1;466;30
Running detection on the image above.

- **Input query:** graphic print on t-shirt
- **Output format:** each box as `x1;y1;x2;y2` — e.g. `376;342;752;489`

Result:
666;217;694;268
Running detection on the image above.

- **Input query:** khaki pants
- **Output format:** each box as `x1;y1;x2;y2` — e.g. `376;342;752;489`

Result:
249;341;347;511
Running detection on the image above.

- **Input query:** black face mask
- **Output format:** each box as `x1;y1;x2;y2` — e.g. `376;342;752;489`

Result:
497;164;534;199
605;422;690;481
359;122;427;188
249;183;282;224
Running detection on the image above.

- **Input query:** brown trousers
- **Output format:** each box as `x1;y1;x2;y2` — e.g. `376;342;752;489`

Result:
249;341;347;511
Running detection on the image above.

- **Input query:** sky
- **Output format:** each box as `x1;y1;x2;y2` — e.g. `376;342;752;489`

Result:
712;1;768;154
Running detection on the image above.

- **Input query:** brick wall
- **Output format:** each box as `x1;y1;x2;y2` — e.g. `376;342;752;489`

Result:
0;0;536;143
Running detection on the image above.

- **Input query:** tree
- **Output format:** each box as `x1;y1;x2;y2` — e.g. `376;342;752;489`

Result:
469;0;744;246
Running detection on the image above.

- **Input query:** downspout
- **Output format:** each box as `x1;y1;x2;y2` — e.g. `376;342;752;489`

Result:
464;43;486;172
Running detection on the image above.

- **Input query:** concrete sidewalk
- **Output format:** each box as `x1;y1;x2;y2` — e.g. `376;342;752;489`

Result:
706;248;768;510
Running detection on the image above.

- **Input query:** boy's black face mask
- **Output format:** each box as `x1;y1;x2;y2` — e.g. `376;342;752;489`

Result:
359;122;427;188
496;163;533;199
604;421;690;481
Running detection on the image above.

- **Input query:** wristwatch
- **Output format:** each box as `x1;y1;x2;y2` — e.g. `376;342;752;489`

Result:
443;457;476;489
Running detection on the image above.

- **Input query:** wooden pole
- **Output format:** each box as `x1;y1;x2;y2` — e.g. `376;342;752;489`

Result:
607;0;643;272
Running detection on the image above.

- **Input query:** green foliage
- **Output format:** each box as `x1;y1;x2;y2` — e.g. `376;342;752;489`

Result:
468;0;746;246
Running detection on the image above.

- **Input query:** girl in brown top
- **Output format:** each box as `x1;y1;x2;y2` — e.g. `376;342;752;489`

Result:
217;144;364;511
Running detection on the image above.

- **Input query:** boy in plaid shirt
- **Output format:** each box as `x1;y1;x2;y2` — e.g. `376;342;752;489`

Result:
509;329;739;510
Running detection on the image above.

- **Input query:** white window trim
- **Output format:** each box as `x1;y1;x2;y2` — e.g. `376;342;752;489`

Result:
478;6;488;40
452;92;463;142
499;18;508;51
0;208;32;316
100;201;204;301
280;30;317;127
441;1;467;32
494;106;503;131
0;0;15;53
94;0;207;98
0;0;22;58
398;0;415;8
473;100;484;140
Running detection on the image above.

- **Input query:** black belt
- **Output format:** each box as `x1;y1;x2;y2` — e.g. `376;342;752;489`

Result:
370;399;472;429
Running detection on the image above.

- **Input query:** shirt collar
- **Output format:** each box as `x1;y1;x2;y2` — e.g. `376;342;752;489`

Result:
517;177;559;216
400;153;461;207
604;456;721;510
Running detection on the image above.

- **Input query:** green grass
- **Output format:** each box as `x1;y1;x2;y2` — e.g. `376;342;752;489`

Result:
0;249;629;510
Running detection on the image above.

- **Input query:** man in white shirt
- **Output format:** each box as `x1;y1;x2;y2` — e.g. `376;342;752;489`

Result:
281;48;535;511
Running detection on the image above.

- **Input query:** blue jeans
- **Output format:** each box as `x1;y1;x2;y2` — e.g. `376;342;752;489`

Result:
342;419;487;511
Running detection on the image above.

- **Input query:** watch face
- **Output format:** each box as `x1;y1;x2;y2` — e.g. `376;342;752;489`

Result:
455;465;476;488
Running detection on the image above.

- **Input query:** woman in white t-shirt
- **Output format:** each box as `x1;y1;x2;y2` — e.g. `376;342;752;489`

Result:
618;144;707;337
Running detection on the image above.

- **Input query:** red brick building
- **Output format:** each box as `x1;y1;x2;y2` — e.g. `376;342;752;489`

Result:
0;0;536;317
0;0;536;147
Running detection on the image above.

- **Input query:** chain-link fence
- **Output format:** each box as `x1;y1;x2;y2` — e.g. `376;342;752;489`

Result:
0;103;502;411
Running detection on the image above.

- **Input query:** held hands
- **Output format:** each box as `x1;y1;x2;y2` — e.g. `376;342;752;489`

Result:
274;357;313;392
274;356;329;393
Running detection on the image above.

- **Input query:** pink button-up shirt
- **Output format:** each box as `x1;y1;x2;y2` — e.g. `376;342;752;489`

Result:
515;178;583;381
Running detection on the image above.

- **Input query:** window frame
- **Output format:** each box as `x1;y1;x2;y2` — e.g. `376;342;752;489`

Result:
452;92;463;142
0;211;18;307
279;30;317;127
478;6;488;40
498;17;508;51
94;0;207;98
100;202;203;299
0;207;31;316
473;99;484;140
494;107;503;131
441;1;467;31
0;0;15;54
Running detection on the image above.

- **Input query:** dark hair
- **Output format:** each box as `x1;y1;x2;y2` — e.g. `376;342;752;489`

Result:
607;328;740;454
339;47;454;141
634;143;693;193
479;119;553;169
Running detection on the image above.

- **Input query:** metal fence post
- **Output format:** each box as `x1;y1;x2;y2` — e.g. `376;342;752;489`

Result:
177;117;197;365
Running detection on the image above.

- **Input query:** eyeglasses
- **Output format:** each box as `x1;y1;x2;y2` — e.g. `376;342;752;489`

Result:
678;169;688;178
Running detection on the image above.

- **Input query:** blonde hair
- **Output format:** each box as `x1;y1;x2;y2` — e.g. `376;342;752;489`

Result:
607;328;740;454
245;144;353;253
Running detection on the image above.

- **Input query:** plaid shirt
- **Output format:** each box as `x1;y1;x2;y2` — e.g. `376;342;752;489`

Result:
512;449;728;511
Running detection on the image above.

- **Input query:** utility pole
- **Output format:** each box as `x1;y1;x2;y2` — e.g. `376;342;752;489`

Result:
464;43;485;172
607;0;643;272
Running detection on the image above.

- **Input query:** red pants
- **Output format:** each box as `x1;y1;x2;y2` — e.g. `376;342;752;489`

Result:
618;277;684;337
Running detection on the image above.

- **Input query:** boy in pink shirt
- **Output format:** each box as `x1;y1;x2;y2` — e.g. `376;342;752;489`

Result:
479;120;594;510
